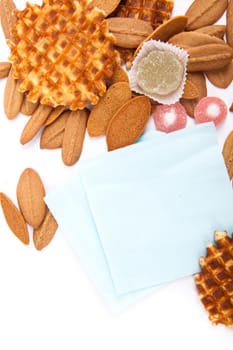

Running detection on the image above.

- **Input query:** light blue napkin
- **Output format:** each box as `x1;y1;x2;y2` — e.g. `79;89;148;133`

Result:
46;175;154;309
45;123;233;305
45;131;166;308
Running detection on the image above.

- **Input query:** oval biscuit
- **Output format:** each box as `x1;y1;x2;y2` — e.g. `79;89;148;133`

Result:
106;96;151;151
87;82;131;137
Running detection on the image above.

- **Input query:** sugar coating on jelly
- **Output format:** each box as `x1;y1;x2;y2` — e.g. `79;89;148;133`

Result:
129;40;188;105
136;50;184;96
206;103;220;119
163;111;177;126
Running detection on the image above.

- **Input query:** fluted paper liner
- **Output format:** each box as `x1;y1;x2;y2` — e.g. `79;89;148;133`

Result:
129;40;188;105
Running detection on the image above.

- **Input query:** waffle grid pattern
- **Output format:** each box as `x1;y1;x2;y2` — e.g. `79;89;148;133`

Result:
112;0;174;29
195;231;233;326
8;0;117;110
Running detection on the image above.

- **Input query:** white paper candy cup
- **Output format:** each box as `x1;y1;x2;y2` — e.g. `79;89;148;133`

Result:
129;40;189;105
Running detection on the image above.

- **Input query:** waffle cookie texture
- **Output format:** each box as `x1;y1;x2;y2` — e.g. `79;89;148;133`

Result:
7;0;118;110
112;0;174;29
195;231;233;327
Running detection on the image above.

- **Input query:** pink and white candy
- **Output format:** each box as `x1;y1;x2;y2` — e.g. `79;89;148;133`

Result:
152;102;187;133
194;96;227;126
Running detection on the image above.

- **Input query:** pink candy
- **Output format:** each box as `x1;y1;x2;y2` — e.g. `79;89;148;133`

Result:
152;102;187;133
152;97;227;133
194;96;227;126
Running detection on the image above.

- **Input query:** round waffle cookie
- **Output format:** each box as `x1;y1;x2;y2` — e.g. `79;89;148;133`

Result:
7;0;118;110
195;231;233;327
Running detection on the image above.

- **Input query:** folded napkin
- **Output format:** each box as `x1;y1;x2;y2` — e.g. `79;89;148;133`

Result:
45;123;233;306
46;175;156;309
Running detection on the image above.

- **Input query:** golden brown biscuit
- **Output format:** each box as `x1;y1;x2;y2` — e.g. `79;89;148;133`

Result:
106;96;151;151
17;168;46;229
185;0;228;31
87;82;132;137
0;192;29;245
222;130;233;179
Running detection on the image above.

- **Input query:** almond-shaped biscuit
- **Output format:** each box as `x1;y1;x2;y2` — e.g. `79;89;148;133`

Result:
180;72;207;118
205;60;233;88
0;61;11;78
0;0;16;39
4;67;24;119
40;110;70;149
227;0;233;48
195;25;226;39
168;31;225;49
87;82;131;137
0;192;29;245
62;109;89;166
91;0;121;17
106;96;151;151
222;130;233;179
187;44;233;72
187;72;207;98
33;207;58;251
134;16;188;59
20;96;39;116
17;168;46;229
185;0;228;31
44;105;66;126
107;17;153;48
181;79;199;99
20;104;52;144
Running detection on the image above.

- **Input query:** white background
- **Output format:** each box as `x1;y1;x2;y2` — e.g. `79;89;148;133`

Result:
0;1;232;349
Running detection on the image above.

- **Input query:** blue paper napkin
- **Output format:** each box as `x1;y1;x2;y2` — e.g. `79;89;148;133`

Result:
45;123;233;305
45;131;166;308
45;175;154;308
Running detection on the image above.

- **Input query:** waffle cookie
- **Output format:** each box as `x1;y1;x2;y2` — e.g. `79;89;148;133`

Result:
112;0;174;29
7;0;118;110
112;0;174;66
195;231;233;327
